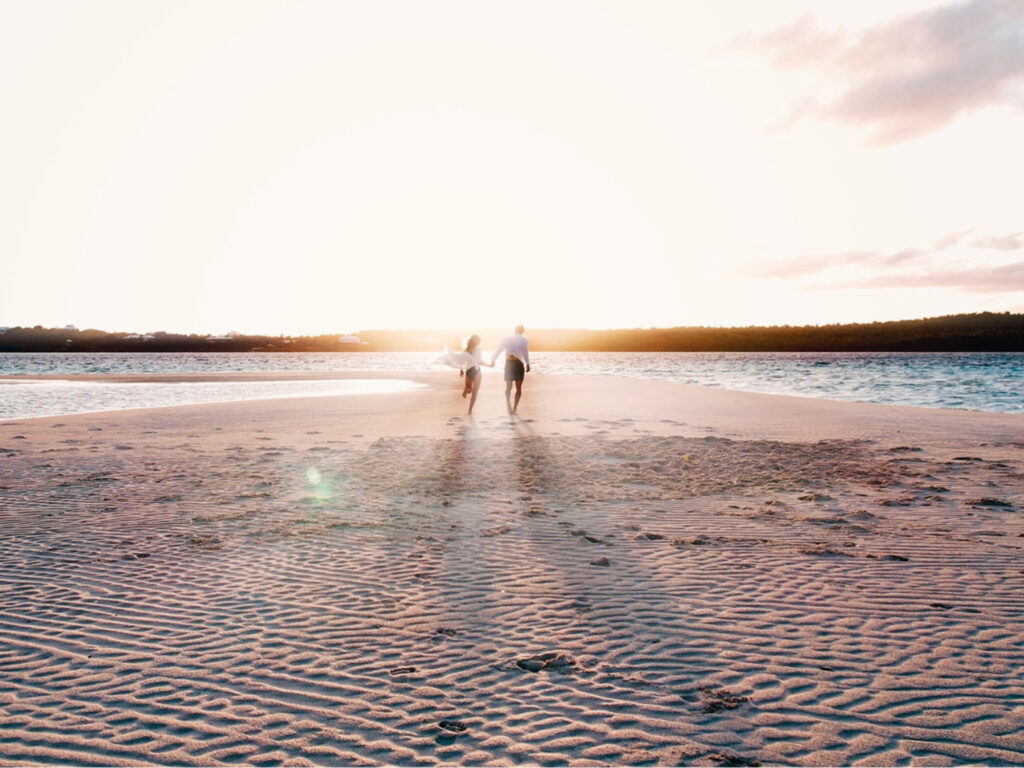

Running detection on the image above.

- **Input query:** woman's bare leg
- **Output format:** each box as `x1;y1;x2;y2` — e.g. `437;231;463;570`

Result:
468;375;482;414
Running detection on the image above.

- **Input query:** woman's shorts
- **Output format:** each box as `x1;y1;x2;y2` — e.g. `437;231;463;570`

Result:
466;366;479;381
504;357;525;382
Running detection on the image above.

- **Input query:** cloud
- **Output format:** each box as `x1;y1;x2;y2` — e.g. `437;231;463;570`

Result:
973;232;1024;250
744;230;1024;289
741;243;944;279
745;0;1024;143
831;261;1024;292
744;247;938;279
931;229;974;250
743;249;876;279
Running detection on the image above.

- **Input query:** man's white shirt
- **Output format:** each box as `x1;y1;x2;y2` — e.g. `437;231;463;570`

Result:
490;334;530;366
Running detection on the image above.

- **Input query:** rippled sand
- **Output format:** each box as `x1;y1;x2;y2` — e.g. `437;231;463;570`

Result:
1;372;1023;766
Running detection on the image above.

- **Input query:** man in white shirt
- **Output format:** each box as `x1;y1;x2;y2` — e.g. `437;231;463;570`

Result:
490;324;531;415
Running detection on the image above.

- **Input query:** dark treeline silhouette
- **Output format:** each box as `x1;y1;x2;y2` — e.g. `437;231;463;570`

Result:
2;313;1023;353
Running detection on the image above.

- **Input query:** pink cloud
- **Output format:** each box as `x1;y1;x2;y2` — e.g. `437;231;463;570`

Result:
744;230;1024;287
745;0;1024;144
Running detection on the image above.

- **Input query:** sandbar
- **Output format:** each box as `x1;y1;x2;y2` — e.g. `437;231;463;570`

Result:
1;372;1022;766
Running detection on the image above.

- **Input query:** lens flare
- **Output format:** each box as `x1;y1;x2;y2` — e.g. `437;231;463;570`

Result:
303;466;335;507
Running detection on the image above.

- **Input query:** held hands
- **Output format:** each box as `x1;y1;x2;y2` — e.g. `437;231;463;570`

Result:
526;364;531;373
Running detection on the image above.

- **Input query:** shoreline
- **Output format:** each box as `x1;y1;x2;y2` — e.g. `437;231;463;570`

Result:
2;349;1024;417
0;372;429;424
4;370;1024;425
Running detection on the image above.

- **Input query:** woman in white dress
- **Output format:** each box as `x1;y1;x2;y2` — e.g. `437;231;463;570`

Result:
459;334;490;415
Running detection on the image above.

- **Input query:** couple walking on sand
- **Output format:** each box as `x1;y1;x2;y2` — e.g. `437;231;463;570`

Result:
460;325;531;416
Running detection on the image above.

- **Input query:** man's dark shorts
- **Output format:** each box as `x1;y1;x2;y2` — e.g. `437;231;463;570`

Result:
504;357;525;382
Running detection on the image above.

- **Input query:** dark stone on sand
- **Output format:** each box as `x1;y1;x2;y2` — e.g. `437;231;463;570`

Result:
590;557;610;567
883;554;909;561
644;533;665;540
880;498;914;507
389;666;416;675
966;497;1013;508
930;602;954;610
800;546;853;557
798;492;833;501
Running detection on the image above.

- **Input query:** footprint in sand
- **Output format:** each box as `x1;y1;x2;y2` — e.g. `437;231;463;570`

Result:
673;537;711;547
435;718;468;745
695;686;751;713
569;528;606;544
515;652;576;674
572;598;592;613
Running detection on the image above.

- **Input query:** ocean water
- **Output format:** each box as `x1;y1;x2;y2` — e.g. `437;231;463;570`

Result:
1;351;1021;419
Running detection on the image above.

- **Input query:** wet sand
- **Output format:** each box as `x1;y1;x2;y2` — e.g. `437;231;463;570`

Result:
2;371;1023;766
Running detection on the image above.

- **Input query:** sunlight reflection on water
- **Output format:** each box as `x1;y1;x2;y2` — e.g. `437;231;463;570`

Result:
0;378;422;421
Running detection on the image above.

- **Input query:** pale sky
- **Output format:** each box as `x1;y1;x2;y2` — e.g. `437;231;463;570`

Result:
2;0;1022;335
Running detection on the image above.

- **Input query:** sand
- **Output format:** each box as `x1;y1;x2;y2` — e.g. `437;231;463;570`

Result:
1;371;1023;766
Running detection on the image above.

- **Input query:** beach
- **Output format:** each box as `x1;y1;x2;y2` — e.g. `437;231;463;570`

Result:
2;371;1023;766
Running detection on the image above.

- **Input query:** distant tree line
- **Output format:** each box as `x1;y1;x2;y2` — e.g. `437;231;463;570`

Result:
1;313;1022;353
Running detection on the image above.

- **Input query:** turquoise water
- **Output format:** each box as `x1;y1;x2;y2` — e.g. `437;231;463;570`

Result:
1;351;1022;418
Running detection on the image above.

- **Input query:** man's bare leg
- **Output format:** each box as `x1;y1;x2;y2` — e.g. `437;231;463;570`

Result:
504;381;514;414
513;381;523;413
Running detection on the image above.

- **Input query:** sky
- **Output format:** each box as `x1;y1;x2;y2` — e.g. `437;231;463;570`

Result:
1;0;1022;335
